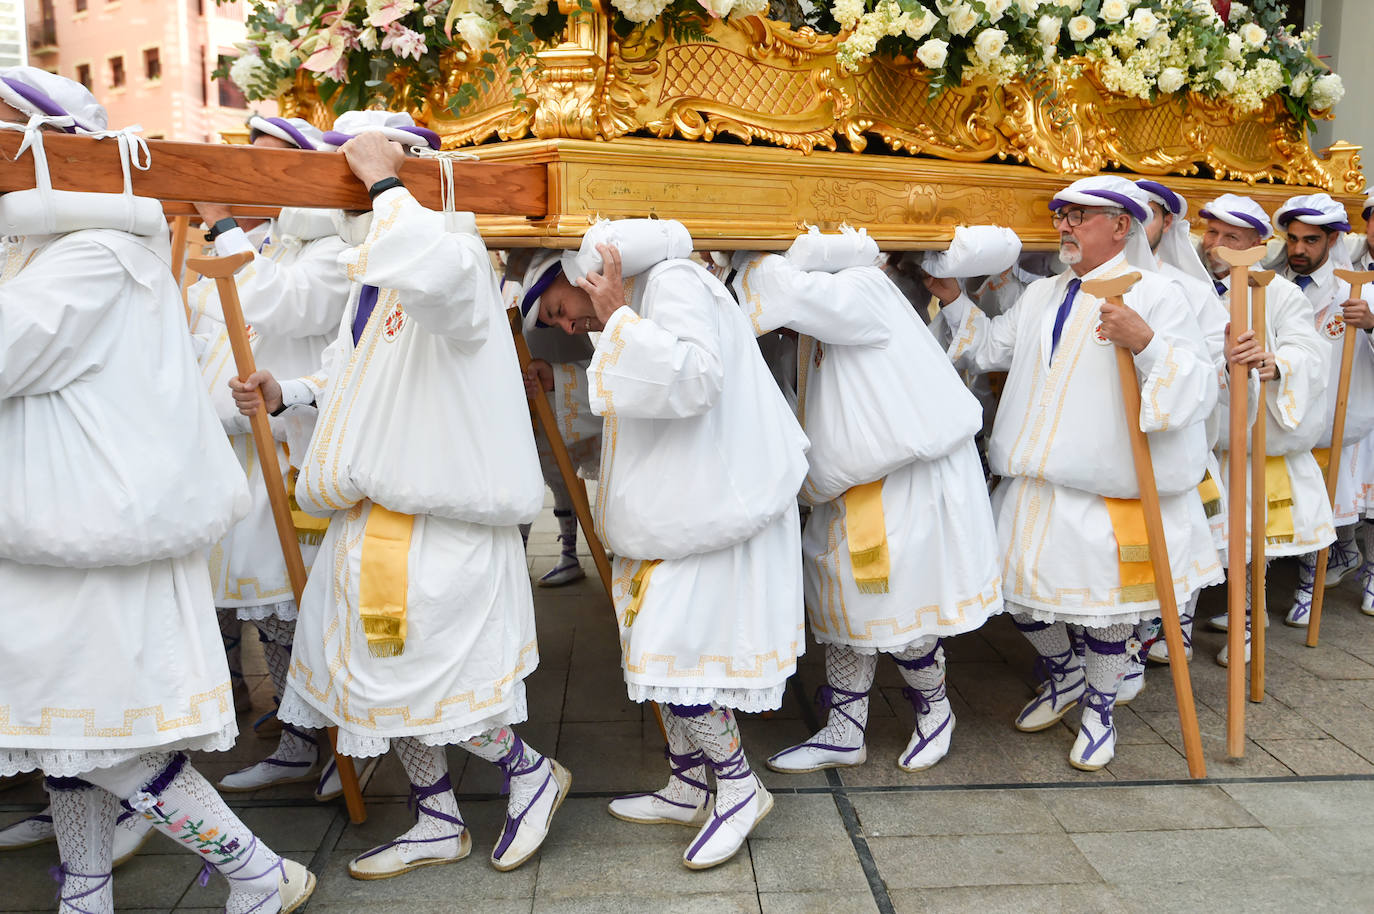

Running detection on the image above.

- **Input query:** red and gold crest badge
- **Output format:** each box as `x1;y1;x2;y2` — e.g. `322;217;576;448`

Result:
1322;313;1346;340
382;302;406;342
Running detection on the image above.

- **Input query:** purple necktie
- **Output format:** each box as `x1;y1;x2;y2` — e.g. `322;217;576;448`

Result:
1050;278;1081;359
351;284;379;345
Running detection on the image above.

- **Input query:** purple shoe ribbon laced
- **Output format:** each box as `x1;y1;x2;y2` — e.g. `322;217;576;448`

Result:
773;685;868;758
891;641;942;672
1081;630;1129;657
49;864;112;914
217;835;290;913
1021;647;1083;723
899;684;953;766
492;740;555;860
616;747;707;811
354;772;465;863
43;775;96;791
1363;562;1374;602
1077;685;1116;760
685;747;756;861
1334;534;1361;570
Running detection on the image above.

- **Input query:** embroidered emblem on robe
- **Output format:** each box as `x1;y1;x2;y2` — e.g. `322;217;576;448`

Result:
382;302;406;341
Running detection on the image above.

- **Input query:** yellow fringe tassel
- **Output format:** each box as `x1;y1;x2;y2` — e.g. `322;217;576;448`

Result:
624;559;661;628
1266;455;1295;545
1103;497;1156;603
358;505;415;659
844;479;890;595
1197;471;1222;519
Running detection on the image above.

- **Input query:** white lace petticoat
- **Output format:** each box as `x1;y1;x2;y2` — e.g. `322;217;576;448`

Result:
0;724;238;779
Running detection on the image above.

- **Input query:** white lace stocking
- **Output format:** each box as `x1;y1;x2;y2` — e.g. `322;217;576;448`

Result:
391;738;463;863
47;779;116;914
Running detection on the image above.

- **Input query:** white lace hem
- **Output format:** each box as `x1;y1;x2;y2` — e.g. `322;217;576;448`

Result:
625;683;787;713
0;724;238;778
277;685;528;759
227;600;298;623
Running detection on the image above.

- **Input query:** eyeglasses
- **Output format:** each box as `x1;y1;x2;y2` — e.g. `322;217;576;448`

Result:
1050;208;1115;228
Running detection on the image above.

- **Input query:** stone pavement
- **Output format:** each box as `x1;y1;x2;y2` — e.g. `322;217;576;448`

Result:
5;505;1374;912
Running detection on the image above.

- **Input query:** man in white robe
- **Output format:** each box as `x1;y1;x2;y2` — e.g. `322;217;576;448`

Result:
726;231;1003;776
1349;192;1374;612
505;250;600;586
932;176;1221;771
229;113;569;879
1198;194;1334;665
182;117;358;798
1123;180;1231;680
0;67;314;913
1269;194;1374;628
530;218;810;869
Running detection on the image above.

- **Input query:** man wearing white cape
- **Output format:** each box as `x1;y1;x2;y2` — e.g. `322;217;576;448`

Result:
1349;192;1374;612
1198;193;1334;665
183;116;359;799
932;176;1221;771
725;230;1002;776
530;218;811;869
0;67;315;913
1269;193;1374;629
230;113;570;880
1122;179;1231;679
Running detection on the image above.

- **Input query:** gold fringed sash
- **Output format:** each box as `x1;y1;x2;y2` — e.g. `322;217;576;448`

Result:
1312;447;1331;471
1265;455;1295;544
624;559;661;627
287;468;330;546
1103;497;1156;603
358;505;415;658
844;479;890;594
1197;470;1222;519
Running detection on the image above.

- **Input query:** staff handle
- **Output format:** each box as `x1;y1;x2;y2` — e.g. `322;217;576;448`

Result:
1248;271;1276;702
188;252;369;825
1083;274;1206;778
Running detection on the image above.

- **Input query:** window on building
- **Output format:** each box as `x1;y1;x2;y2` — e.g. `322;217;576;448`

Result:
75;0;87;12
75;63;90;88
143;47;160;81
109;55;124;88
216;54;247;108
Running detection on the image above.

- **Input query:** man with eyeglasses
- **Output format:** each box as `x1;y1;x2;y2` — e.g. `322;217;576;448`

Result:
1198;193;1333;666
929;176;1220;771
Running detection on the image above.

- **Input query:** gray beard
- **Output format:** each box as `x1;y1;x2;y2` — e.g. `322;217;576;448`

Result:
1058;243;1083;265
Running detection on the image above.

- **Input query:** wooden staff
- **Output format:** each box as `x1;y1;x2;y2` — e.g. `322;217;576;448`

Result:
1308;268;1374;646
1082;273;1206;779
188;251;369;826
1215;244;1267;757
1248;270;1276;703
169;215;191;324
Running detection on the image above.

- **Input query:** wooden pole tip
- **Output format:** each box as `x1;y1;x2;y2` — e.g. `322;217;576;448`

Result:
186;251;255;278
1214;244;1268;268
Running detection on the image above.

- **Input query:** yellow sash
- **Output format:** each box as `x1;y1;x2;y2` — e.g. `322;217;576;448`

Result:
624;559;662;627
1265;455;1295;544
1196;470;1222;519
1312;447;1331;471
1103;497;1156;603
843;479;890;594
286;468;330;546
358;505;415;658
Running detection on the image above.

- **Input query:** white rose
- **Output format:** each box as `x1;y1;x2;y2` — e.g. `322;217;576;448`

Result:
974;27;1008;62
947;2;978;36
1215;64;1238;93
1016;0;1043;14
1225;33;1243;60
456;12;498;50
984;0;1011;22
1231;2;1248;16
1157;66;1186;94
904;8;936;40
916;37;949;68
1131;7;1159;38
269;36;293;65
1037;14;1061;46
1310;73;1345;109
1290;72;1311;98
1240;22;1266;49
1100;0;1129;24
728;0;768;17
1067;15;1094;42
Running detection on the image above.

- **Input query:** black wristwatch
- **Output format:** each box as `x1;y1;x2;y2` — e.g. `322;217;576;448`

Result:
206;216;239;241
368;177;406;201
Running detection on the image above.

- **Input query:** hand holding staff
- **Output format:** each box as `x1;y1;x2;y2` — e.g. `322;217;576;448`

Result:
1216;244;1267;758
188;251;369;826
1248;270;1276;703
1308;268;1374;647
1082;273;1206;779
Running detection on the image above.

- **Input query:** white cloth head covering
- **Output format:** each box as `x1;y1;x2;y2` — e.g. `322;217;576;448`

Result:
1050;176;1155;269
785;225;879;273
1363;189;1373;222
560;218;693;285
1274;192;1352;234
248;115;329;151
1198;193;1272;239
323;110;440;151
0;66;106;133
518;249;562;333
921;225;1022;279
1136;179;1212;286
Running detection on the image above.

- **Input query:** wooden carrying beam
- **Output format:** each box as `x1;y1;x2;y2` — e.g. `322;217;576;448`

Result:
0;131;548;216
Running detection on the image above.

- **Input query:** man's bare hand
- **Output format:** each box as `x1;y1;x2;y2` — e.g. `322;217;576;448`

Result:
577;243;626;326
1099;301;1154;354
194;202;232;226
341;132;405;190
524;359;554;399
1342;298;1374;331
229;370;282;416
1225;325;1278;381
921;272;962;306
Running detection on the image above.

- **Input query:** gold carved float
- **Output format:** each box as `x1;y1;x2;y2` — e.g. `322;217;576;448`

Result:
279;2;1365;249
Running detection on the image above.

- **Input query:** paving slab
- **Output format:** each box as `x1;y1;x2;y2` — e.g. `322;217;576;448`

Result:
1037;784;1259;832
1220;779;1374;827
849;788;1062;837
749;835;871;893
1071;827;1289;885
889;883;1127;914
759;890;880;914
868;832;1099;889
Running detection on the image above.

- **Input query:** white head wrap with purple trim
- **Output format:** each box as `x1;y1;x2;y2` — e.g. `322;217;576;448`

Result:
519;250;562;333
0;66;105;133
247;115;328;151
560;218;694;285
323;110;440;151
1274;192;1352;234
1136;179;1212;286
1050;176;1155;269
1199;193;1272;239
1363;189;1374;222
